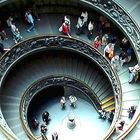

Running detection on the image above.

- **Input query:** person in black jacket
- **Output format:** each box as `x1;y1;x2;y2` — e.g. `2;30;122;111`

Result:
0;42;5;54
52;131;58;140
42;111;50;124
40;123;48;140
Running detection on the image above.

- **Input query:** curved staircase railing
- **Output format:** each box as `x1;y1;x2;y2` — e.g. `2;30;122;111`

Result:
116;101;140;139
0;35;122;139
80;0;140;139
0;0;140;139
0;0;139;139
0;110;19;140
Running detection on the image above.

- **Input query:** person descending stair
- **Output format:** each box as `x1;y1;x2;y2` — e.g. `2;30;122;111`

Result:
42;111;50;125
25;9;35;33
98;109;107;120
60;96;66;109
128;64;140;83
59;20;71;38
111;55;120;71
115;120;125;133
11;21;23;43
127;106;137;119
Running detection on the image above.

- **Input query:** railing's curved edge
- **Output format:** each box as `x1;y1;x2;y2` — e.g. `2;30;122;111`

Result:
0;35;122;140
0;110;19;140
116;101;140;140
0;127;15;140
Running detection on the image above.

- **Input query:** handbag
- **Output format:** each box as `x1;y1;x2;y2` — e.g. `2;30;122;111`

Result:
59;26;62;32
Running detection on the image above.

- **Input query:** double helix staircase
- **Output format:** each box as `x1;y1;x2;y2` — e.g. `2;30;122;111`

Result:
0;51;114;139
0;0;140;139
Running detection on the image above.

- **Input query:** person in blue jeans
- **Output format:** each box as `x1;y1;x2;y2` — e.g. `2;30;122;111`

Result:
25;11;35;32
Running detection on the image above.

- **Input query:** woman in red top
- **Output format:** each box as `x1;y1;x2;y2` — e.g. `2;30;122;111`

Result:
62;21;71;37
93;36;101;49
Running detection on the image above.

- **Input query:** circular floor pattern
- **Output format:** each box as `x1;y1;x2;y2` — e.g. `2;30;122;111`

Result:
30;97;111;140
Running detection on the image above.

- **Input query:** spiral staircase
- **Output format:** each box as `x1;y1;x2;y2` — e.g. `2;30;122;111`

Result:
0;50;114;140
0;0;140;140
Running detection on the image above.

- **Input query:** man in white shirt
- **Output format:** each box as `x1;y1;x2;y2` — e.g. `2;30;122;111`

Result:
11;22;22;43
111;55;120;71
104;43;114;59
76;16;84;35
87;21;94;39
60;96;66;109
69;95;77;108
81;11;88;26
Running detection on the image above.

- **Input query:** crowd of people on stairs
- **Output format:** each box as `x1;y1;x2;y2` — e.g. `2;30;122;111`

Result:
1;9;140;83
98;109;114;123
0;7;140;139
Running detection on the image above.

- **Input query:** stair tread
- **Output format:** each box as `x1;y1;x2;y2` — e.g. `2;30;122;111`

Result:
101;96;114;105
105;106;115;112
102;101;115;109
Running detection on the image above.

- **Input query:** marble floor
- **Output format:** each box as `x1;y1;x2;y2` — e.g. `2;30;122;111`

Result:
30;97;111;140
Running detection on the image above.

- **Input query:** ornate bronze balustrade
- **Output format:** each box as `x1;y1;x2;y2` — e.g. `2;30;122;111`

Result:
0;35;122;139
80;0;140;139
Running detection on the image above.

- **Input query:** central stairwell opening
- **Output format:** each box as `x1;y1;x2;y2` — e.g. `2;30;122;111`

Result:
0;37;117;140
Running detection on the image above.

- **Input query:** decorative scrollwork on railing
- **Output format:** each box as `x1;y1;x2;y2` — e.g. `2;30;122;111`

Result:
0;36;121;98
0;35;122;140
81;0;140;61
0;35;121;103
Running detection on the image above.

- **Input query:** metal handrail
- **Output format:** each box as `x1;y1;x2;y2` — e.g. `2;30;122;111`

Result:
80;0;140;139
0;35;122;140
0;126;17;140
116;101;140;140
80;1;140;138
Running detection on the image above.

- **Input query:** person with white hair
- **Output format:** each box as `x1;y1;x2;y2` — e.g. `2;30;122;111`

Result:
60;96;66;109
81;11;88;27
11;21;23;43
87;21;94;40
128;64;140;83
69;95;77;108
